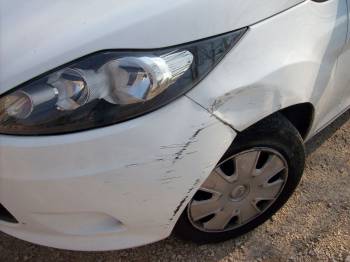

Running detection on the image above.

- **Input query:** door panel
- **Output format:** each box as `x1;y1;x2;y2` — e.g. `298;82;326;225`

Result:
333;46;350;111
327;0;350;115
312;0;349;134
342;0;350;107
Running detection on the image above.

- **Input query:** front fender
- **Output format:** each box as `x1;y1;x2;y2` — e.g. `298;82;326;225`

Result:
187;0;347;134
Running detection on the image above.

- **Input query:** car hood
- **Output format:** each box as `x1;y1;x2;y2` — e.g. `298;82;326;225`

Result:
0;0;304;93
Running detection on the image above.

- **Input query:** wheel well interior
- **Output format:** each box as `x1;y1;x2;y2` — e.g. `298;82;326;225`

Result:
279;103;314;140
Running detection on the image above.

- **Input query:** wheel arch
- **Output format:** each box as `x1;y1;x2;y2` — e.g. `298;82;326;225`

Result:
278;103;315;140
237;102;315;141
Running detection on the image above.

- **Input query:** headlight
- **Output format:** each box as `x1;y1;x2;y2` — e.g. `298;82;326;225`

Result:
0;28;247;135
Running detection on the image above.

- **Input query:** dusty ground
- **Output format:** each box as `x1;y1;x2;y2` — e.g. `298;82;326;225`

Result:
0;110;349;262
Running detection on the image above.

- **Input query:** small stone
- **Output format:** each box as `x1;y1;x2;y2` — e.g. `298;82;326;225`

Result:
345;255;350;262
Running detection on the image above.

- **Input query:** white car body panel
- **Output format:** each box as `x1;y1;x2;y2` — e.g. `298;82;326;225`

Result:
187;0;349;139
330;0;350;121
335;47;350;114
0;96;235;250
0;0;304;92
1;0;350;251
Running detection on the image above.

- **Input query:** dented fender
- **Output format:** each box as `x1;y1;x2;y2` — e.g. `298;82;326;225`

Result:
187;0;348;137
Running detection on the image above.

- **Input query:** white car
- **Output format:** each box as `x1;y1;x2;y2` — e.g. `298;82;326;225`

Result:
0;0;349;251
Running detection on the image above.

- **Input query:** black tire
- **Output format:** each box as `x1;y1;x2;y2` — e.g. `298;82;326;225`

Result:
174;113;305;244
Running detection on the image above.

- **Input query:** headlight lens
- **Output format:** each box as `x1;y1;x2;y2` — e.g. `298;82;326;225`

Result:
0;28;246;135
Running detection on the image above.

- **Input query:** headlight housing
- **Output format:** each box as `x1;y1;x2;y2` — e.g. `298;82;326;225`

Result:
0;28;247;135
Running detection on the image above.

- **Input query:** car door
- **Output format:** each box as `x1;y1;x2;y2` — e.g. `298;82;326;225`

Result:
331;0;350;108
312;0;350;133
338;0;350;108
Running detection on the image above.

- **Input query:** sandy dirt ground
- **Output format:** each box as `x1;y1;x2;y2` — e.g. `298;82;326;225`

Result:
0;110;349;262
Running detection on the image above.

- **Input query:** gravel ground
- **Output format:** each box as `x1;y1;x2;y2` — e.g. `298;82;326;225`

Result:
1;110;349;262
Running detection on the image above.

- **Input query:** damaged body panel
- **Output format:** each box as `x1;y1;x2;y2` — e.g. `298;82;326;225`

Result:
0;96;236;251
187;0;349;140
1;0;350;252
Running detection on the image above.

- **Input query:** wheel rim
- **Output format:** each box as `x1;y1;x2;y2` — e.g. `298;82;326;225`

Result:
187;147;288;233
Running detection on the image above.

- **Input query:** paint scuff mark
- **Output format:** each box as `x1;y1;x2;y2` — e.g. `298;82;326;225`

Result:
172;140;192;163
125;163;138;168
160;176;182;182
210;87;257;112
210;91;235;112
170;178;201;221
125;156;170;169
160;144;187;149
172;128;205;164
186;151;198;155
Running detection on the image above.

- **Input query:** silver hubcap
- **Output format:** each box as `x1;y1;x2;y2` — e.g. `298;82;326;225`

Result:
188;148;288;232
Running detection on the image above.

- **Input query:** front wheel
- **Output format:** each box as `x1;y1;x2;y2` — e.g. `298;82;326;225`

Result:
174;114;305;244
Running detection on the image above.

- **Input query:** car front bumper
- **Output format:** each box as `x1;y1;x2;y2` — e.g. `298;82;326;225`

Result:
0;96;236;251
